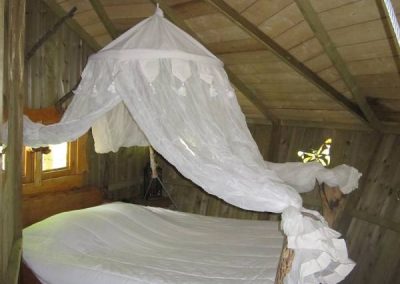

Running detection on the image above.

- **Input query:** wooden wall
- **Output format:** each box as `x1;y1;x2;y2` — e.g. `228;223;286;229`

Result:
341;134;400;284
150;124;378;220
19;1;400;283
149;124;400;283
86;135;149;201
1;0;26;283
94;120;399;283
155;124;275;220
25;0;92;109
21;0;100;224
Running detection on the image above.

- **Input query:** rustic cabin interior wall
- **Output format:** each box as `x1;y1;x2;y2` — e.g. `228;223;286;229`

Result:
151;123;400;284
22;0;102;227
341;134;400;284
1;0;25;283
16;0;400;283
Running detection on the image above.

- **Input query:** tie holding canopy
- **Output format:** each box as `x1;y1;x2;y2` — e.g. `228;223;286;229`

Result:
11;6;361;284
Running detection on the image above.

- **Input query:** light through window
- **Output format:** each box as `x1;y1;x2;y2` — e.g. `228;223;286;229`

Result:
42;143;68;171
0;145;4;170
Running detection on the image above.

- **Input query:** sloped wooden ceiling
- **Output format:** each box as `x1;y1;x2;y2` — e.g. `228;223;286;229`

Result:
47;0;399;131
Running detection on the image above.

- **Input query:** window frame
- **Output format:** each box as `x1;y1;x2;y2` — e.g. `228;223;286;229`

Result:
22;107;88;195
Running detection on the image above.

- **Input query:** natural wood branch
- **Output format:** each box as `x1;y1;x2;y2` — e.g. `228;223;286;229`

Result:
149;146;158;178
274;237;294;284
150;0;277;124
55;79;81;112
89;0;119;39
205;0;368;127
25;6;77;61
42;0;101;51
316;182;345;228
295;0;382;131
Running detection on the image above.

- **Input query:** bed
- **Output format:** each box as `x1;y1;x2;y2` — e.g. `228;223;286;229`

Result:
23;202;284;284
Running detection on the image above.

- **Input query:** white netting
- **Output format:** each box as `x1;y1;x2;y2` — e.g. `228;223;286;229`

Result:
4;7;362;284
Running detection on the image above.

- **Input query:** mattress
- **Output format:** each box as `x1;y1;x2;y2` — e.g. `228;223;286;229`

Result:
23;203;284;284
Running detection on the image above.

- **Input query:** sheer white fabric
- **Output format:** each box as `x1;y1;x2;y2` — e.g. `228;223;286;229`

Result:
8;7;361;284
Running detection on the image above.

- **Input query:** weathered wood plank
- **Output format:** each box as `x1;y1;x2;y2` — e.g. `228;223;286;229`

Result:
89;0;119;39
205;0;368;126
42;0;101;51
295;0;383;131
150;0;278;124
2;0;26;282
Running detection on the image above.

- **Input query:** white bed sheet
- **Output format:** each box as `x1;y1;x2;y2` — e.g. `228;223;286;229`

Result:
23;203;284;284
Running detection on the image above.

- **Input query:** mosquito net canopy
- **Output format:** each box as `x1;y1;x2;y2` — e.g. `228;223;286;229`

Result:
13;7;361;284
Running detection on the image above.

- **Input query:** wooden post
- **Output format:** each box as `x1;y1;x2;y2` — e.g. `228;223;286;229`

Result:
274;237;294;284
317;182;346;228
1;0;26;283
149;146;158;178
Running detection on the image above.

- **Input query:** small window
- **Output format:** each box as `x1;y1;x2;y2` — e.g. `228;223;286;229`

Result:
42;143;68;171
22;107;88;194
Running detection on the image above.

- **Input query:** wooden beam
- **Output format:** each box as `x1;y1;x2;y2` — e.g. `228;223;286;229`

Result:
42;0;101;51
282;119;400;134
383;123;400;134
25;6;77;61
295;0;382;131
205;0;368;126
89;0;119;39
268;121;281;162
246;118;271;125
2;0;25;282
226;69;279;124
0;0;5;281
5;238;22;284
380;0;400;56
150;0;278;124
349;209;400;234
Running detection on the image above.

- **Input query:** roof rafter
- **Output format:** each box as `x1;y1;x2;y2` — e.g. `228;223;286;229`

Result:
42;0;101;51
89;0;119;39
205;0;368;127
295;0;382;131
226;69;279;123
150;0;279;124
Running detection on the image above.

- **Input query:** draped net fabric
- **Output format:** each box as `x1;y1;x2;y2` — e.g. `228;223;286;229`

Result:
14;7;362;284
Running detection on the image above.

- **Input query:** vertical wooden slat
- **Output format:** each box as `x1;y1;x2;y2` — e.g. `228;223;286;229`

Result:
1;0;25;283
0;0;5;279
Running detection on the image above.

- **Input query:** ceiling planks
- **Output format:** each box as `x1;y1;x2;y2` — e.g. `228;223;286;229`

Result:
42;0;400;132
205;0;368;126
295;0;383;131
42;0;101;51
89;0;119;39
149;0;277;124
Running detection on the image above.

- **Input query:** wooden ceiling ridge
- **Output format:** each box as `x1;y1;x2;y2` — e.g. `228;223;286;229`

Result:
205;0;368;127
89;0;119;39
294;0;383;132
42;0;101;52
150;0;278;124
